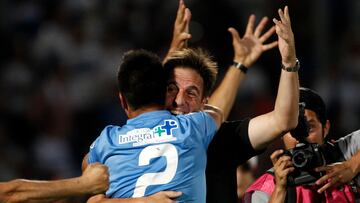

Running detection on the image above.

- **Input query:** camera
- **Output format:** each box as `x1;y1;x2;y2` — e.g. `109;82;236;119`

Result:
284;142;325;186
283;103;326;186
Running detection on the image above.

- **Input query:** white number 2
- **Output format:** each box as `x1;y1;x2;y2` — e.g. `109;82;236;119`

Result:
132;143;178;197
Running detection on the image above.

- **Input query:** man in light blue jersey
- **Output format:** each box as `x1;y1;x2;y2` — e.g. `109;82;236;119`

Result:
85;1;300;202
83;49;223;202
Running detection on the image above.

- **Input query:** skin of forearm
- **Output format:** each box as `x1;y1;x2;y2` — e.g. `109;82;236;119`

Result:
249;69;299;151
272;69;299;134
208;67;246;120
348;150;360;175
269;186;287;203
2;178;89;202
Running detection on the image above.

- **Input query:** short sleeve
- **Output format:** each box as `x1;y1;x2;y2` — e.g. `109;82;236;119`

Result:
186;111;218;148
207;118;265;171
336;130;360;160
88;136;101;164
244;190;270;203
88;126;114;164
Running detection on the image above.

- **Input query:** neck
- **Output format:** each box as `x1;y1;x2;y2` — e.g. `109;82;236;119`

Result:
127;104;164;119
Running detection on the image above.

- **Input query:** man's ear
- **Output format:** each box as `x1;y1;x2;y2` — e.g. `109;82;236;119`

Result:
119;92;129;114
323;120;331;139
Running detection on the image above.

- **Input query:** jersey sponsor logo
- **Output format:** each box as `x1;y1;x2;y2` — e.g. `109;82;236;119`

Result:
118;120;178;146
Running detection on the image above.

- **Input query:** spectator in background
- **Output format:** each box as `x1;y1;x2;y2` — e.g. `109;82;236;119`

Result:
244;87;360;203
236;157;258;202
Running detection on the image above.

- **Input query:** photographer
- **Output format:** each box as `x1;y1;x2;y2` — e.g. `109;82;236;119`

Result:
244;87;360;203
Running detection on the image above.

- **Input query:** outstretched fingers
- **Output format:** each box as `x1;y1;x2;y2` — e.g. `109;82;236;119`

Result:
183;8;191;33
262;41;278;51
259;26;276;42
284;6;291;24
271;149;284;165
245;14;256;36
176;0;186;24
273;17;291;42
254;17;268;38
228;27;241;43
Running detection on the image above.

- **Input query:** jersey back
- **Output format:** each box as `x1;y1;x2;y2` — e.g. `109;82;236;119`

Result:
88;110;217;203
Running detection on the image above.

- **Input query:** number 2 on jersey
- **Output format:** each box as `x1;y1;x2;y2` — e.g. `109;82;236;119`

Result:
132;143;178;197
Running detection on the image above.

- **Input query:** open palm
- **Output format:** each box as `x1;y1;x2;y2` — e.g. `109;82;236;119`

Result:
229;15;278;67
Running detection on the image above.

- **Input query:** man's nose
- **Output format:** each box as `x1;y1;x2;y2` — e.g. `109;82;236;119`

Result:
175;91;185;107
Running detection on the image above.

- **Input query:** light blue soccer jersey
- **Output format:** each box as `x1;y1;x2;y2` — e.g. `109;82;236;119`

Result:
88;110;217;203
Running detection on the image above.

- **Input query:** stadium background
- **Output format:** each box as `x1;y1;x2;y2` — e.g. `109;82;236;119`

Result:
0;0;359;198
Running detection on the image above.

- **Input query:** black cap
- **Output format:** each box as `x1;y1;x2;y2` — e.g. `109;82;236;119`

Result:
299;87;327;125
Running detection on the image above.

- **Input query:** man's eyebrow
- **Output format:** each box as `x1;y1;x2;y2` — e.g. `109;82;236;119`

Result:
186;86;201;93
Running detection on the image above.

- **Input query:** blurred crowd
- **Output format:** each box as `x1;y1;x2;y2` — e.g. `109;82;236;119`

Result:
0;0;359;185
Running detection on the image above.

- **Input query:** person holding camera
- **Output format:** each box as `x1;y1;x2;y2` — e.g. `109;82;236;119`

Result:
243;87;360;203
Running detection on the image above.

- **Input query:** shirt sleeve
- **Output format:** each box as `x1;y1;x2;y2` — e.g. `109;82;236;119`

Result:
245;190;270;203
88;136;101;164
207;118;265;172
336;129;360;160
88;126;114;164
185;111;218;148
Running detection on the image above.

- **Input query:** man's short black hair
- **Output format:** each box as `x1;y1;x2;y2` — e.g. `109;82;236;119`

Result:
300;87;327;126
117;49;166;110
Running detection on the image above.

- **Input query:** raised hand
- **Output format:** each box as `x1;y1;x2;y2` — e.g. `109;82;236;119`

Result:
165;0;192;60
228;15;278;68
273;6;296;67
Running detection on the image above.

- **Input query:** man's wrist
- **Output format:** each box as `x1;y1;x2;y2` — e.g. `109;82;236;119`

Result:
76;177;90;194
281;56;297;67
281;59;300;72
274;184;287;193
232;61;248;74
347;158;360;175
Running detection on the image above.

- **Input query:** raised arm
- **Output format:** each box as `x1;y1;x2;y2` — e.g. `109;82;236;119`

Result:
248;6;299;150
208;15;277;119
0;163;109;203
164;0;191;61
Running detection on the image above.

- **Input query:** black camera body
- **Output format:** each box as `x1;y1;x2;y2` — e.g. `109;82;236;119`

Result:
284;142;325;186
283;103;326;186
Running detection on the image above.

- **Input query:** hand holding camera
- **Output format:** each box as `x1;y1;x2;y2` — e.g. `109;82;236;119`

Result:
278;103;339;186
271;149;295;189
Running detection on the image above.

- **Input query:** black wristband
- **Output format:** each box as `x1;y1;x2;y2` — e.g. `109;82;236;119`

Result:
233;61;248;74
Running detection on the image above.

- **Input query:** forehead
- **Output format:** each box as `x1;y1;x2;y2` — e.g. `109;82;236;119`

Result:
304;109;320;123
168;67;204;90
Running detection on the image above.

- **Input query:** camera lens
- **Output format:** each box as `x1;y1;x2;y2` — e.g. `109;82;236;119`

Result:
292;151;308;168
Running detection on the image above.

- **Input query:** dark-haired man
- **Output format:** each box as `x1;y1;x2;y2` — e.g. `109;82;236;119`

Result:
83;49;223;203
87;3;300;203
244;87;360;203
162;5;299;203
